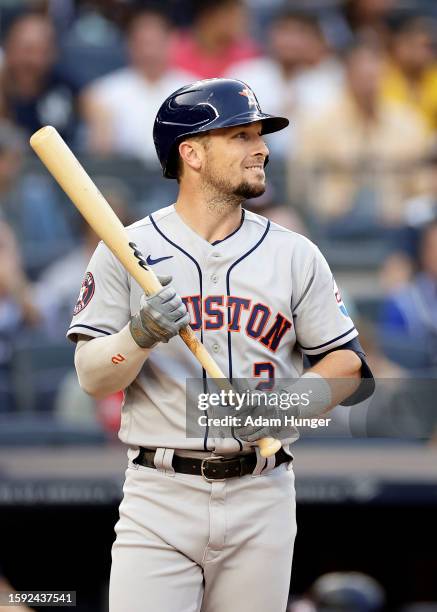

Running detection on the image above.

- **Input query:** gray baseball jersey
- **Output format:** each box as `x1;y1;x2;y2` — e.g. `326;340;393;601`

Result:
67;204;358;453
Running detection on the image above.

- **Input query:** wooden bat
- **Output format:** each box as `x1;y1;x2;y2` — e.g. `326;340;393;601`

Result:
30;126;281;458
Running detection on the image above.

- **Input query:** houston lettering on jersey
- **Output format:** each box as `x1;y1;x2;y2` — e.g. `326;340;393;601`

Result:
182;295;292;352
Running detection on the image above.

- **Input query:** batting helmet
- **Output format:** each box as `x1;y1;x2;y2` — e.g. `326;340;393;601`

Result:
310;572;386;612
153;78;289;179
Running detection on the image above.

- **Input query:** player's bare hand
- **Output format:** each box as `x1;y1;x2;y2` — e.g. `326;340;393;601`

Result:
129;275;190;348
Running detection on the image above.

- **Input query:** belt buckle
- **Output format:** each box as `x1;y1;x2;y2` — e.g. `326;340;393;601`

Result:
200;455;225;482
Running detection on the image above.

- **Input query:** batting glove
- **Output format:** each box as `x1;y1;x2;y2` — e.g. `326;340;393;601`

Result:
130;275;190;349
233;391;288;444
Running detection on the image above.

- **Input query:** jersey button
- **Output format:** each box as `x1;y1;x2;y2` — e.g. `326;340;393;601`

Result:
211;273;219;284
212;343;220;353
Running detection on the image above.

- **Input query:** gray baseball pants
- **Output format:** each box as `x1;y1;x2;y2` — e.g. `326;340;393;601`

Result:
109;448;297;612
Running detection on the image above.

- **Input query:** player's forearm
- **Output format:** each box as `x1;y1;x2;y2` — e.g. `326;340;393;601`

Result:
306;349;362;410
74;324;152;399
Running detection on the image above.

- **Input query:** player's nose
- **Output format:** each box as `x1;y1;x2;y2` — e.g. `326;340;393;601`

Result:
254;136;269;160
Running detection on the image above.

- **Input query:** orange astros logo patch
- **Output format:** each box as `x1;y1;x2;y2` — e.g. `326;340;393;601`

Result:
73;271;95;316
239;87;257;108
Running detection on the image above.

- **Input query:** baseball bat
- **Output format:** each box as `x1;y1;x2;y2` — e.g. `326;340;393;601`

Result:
30;126;281;458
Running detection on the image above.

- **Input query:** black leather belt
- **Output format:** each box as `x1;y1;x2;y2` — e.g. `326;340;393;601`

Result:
133;447;292;481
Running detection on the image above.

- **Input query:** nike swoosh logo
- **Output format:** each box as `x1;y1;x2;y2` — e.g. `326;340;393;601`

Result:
146;254;174;265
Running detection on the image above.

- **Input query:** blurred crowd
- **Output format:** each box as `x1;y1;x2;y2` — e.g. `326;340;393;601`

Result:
0;0;436;435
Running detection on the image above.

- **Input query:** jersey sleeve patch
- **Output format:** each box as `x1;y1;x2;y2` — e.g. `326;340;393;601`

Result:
333;279;349;318
73;271;95;316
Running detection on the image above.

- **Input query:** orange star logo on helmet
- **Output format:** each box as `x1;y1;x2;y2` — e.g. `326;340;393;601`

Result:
239;87;257;108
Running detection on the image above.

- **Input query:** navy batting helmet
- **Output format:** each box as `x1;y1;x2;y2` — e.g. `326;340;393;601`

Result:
153;78;289;179
311;572;386;612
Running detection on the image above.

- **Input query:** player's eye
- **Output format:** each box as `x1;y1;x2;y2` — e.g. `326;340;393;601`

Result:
233;132;248;140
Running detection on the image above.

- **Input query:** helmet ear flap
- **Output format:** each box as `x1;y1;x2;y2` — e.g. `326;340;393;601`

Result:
165;141;181;179
165;158;179;179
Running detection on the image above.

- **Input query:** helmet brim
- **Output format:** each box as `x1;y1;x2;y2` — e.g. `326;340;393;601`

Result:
206;111;289;135
260;114;290;135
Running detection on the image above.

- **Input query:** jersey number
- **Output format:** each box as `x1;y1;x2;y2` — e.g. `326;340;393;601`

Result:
253;362;275;391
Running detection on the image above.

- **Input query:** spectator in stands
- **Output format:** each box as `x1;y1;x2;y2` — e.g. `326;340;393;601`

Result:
226;10;343;157
0;12;79;144
81;7;195;165
325;0;396;51
382;17;437;134
33;176;132;339
294;14;345;114
378;250;414;293
404;141;437;238
378;140;437;292
0;220;40;412
170;0;258;79
292;39;428;230
53;1;127;89
0;121;74;276
356;317;406;378
379;220;437;373
0;222;38;326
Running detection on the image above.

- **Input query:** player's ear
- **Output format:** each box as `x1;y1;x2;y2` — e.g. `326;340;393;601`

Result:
178;139;203;173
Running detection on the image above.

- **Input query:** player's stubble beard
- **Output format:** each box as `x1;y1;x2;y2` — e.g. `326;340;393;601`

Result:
200;157;266;215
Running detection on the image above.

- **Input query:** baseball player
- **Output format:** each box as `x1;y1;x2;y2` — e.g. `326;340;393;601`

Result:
68;79;374;612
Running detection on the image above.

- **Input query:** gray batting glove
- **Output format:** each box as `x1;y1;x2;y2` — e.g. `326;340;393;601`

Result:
233;394;284;443
129;275;190;349
233;385;299;444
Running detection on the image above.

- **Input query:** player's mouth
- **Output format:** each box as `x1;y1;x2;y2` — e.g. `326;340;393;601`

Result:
245;165;264;172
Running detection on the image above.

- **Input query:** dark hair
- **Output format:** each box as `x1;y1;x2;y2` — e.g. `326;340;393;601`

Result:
2;10;52;45
341;34;384;62
392;15;437;39
192;0;243;20
270;8;322;36
127;3;173;32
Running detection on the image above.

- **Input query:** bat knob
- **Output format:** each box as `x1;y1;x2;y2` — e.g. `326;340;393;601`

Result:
258;437;282;458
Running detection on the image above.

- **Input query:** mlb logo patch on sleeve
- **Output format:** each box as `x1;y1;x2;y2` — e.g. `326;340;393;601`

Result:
73;271;95;315
333;279;349;317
